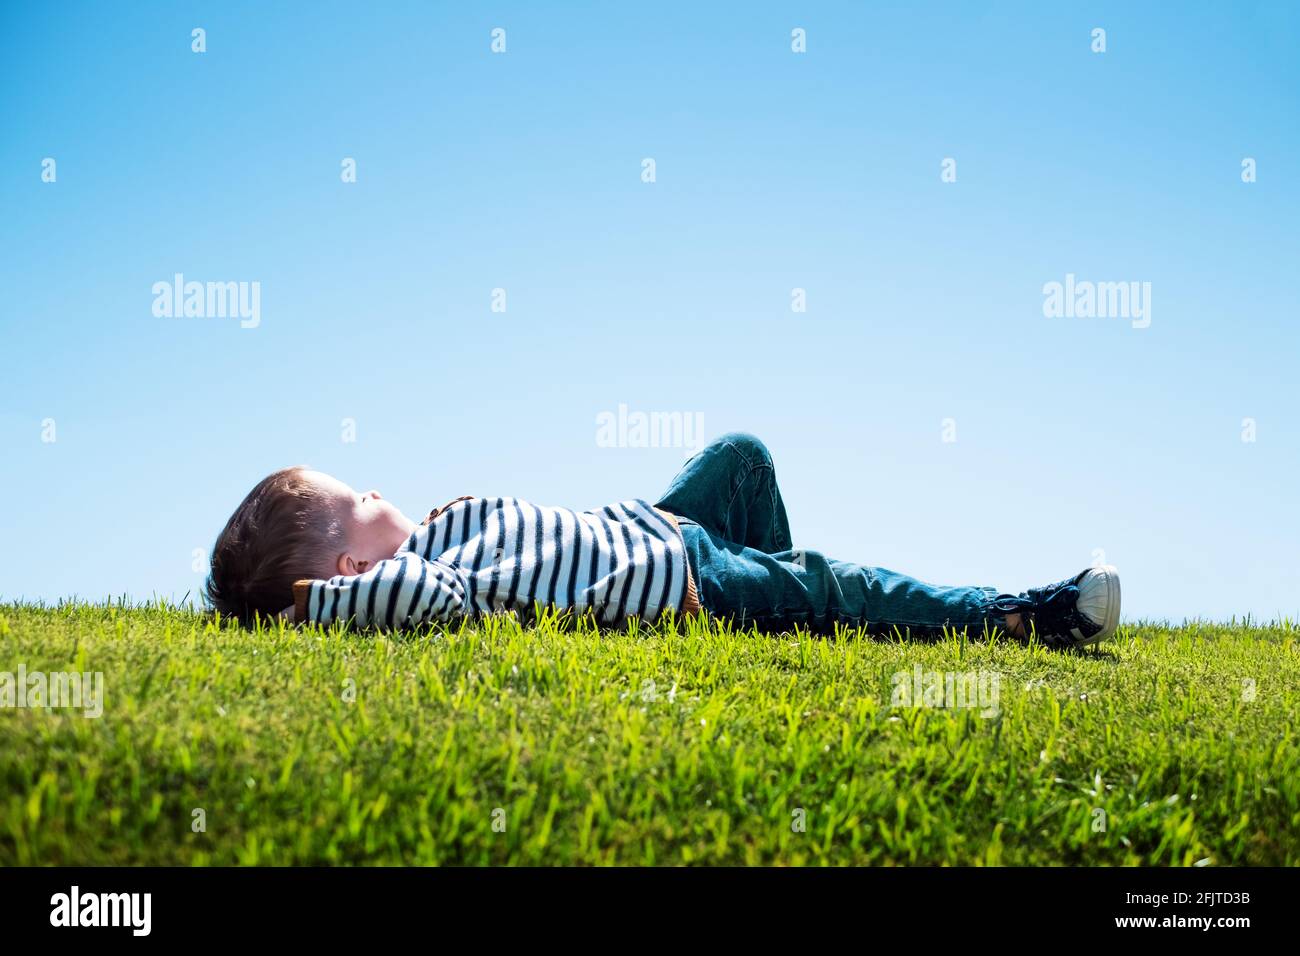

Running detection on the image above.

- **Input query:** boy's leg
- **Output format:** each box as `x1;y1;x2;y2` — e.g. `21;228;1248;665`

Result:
655;432;792;554
678;522;1000;637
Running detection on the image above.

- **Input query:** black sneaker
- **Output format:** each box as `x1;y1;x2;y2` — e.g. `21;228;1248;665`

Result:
992;565;1121;647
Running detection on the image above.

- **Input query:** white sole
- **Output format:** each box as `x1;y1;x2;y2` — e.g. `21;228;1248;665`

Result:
1078;564;1121;645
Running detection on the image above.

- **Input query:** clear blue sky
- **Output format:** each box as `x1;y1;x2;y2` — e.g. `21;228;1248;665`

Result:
2;1;1297;621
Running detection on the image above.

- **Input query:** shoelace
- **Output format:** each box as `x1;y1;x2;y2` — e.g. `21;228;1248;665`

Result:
989;582;1081;644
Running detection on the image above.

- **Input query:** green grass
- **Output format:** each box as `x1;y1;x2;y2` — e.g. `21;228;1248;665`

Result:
1;603;1297;865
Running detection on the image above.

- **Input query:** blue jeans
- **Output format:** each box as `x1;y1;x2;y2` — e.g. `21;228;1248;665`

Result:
655;433;1000;636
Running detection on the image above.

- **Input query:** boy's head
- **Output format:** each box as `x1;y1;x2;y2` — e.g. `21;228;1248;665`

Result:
205;467;415;625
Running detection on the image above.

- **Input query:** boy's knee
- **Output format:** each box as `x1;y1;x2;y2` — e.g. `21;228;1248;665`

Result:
716;431;773;469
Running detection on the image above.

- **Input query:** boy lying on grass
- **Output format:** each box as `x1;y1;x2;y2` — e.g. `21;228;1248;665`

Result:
205;432;1120;648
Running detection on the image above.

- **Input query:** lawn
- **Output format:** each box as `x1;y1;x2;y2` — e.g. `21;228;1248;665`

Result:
1;604;1297;865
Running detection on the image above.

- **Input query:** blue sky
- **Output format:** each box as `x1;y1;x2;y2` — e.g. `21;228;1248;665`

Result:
1;1;1297;621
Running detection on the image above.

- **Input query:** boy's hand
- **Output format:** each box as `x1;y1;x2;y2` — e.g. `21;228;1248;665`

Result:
278;604;296;623
422;495;476;526
291;579;314;622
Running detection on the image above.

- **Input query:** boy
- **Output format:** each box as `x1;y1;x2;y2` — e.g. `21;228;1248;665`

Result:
205;432;1120;647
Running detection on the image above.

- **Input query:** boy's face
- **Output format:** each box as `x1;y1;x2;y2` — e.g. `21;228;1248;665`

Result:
304;471;415;575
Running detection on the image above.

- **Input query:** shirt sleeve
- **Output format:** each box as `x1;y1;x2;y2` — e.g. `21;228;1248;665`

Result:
292;552;469;629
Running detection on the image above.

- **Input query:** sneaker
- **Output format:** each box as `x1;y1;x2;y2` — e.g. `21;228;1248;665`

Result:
993;565;1121;647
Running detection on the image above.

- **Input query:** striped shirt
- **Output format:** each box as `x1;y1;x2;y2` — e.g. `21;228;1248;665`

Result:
295;496;691;629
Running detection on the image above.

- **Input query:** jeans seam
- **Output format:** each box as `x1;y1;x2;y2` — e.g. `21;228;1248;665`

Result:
725;463;784;551
720;437;760;470
769;478;787;551
721;440;781;550
722;465;764;510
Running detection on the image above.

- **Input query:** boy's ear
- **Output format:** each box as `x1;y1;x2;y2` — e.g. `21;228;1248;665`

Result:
336;553;371;576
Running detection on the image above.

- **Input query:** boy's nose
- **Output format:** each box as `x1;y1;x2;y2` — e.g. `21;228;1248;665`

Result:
369;490;383;501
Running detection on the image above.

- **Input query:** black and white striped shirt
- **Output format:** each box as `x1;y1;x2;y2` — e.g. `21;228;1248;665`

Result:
298;496;691;629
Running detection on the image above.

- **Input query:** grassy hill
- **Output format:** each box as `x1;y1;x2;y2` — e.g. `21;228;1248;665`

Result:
1;604;1296;865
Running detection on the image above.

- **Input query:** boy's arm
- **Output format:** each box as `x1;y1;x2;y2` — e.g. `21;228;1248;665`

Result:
292;551;469;629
